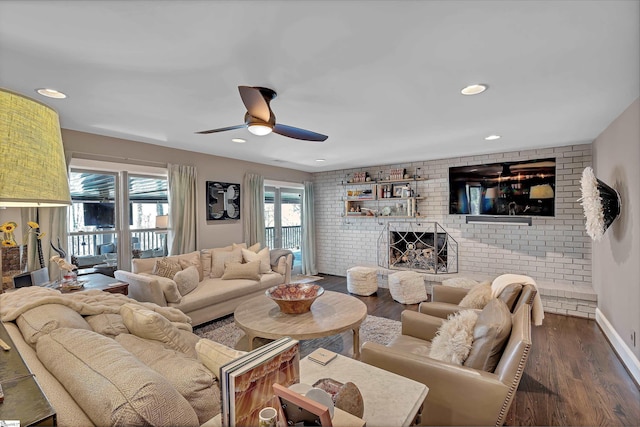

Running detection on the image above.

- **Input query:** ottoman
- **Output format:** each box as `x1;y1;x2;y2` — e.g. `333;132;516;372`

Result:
346;266;378;296
389;271;427;304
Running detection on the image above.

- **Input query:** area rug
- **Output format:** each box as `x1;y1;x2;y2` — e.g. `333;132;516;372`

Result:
194;314;400;358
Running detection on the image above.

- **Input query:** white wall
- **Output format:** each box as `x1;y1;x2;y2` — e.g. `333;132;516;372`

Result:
592;98;640;367
61;129;312;250
313;144;592;286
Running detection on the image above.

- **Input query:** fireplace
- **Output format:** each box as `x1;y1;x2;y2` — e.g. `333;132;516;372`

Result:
378;222;458;274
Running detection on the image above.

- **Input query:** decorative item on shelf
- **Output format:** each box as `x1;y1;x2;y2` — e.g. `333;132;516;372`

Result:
266;283;325;314
578;166;621;241
414;167;422;179
352;172;367;183
389;168;405;181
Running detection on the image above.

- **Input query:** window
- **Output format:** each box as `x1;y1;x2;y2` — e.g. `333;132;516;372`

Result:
265;185;303;274
67;168;168;271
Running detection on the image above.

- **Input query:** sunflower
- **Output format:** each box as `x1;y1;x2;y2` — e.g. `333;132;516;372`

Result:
0;221;17;232
1;239;16;247
28;221;40;229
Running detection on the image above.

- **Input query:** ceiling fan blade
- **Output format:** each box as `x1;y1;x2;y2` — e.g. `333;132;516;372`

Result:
238;86;272;123
195;124;246;134
273;124;328;142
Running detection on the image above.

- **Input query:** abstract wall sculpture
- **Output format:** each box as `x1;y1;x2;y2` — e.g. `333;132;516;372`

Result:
579;167;621;241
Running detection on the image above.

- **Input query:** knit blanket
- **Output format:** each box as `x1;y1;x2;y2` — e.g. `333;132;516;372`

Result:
0;286;191;324
491;274;545;326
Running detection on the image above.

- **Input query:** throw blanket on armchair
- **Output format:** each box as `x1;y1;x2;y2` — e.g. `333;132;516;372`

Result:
491;273;545;326
0;286;191;324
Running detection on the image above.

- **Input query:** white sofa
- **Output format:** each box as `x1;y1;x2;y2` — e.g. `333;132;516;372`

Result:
114;244;293;326
0;287;229;426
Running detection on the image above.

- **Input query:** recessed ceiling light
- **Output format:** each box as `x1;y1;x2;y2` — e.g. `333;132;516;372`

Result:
484;134;501;141
232;138;246;143
36;88;67;99
315;159;325;162
460;84;487;96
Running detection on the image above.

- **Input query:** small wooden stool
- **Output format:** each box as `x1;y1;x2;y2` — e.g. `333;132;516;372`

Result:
346;266;378;296
389;271;427;304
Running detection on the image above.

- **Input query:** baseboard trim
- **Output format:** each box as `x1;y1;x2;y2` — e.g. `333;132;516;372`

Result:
596;308;640;386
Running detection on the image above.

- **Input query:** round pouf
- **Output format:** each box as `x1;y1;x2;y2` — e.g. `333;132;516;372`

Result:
389;271;427;304
346;266;378;296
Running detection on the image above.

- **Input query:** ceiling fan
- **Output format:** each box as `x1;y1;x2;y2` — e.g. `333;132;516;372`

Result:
196;86;328;142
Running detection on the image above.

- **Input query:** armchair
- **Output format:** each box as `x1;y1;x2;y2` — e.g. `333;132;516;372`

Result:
361;302;531;426
421;278;537;319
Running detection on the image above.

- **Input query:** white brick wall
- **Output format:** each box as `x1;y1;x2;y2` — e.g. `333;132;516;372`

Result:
313;144;592;287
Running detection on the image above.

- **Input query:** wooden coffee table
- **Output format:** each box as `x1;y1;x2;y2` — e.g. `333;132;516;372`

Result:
234;291;368;358
63;273;129;295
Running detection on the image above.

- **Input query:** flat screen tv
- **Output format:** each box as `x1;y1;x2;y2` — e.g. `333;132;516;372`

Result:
83;202;115;228
449;158;556;217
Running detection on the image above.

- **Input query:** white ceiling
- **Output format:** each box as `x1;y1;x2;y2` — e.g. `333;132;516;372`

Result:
1;1;638;173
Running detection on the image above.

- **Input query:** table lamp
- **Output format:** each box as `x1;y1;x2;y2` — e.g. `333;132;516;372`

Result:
0;88;71;207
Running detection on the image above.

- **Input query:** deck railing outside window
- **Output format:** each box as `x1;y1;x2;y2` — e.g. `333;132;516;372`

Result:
264;225;301;250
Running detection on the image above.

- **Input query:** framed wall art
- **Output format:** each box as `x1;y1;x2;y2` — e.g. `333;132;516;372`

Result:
206;181;241;220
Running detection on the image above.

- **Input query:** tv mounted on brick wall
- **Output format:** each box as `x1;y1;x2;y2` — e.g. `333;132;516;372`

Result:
449;158;556;217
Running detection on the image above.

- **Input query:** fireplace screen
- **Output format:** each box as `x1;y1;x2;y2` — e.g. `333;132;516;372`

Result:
378;222;458;274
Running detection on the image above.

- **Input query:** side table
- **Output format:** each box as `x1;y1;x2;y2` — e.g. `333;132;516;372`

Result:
0;321;57;426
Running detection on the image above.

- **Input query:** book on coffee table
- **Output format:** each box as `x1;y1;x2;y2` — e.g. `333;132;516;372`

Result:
308;348;338;365
220;337;300;427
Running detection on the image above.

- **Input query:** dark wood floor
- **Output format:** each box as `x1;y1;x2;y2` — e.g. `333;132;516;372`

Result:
317;274;640;426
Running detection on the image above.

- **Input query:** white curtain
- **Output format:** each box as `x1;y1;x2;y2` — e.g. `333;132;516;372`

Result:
301;181;318;275
168;164;197;255
242;173;265;246
21;206;67;281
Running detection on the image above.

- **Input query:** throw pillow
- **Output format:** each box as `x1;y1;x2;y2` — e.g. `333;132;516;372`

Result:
196;338;247;379
152;257;182;279
139;273;182;303
173;266;199;296
458;281;492;309
37;328;199;427
174;251;204;281
235;242;260;253
241;247;271;274
232;242;248;250
16;303;92;346
464;298;512;372
116;333;220;424
429;309;479;365
120;303;197;358
85;313;129;338
221;260;261;281
211;247;243;278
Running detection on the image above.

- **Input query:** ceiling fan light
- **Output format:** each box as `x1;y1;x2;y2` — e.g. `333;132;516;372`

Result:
248;124;272;136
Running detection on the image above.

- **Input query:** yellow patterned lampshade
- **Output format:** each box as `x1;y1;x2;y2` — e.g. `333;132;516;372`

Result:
0;88;71;207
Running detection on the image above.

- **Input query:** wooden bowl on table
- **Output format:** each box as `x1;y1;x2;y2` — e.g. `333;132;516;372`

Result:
266;283;325;314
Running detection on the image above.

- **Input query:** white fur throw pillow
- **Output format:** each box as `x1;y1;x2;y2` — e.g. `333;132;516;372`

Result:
458;281;492;309
429;310;479;365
